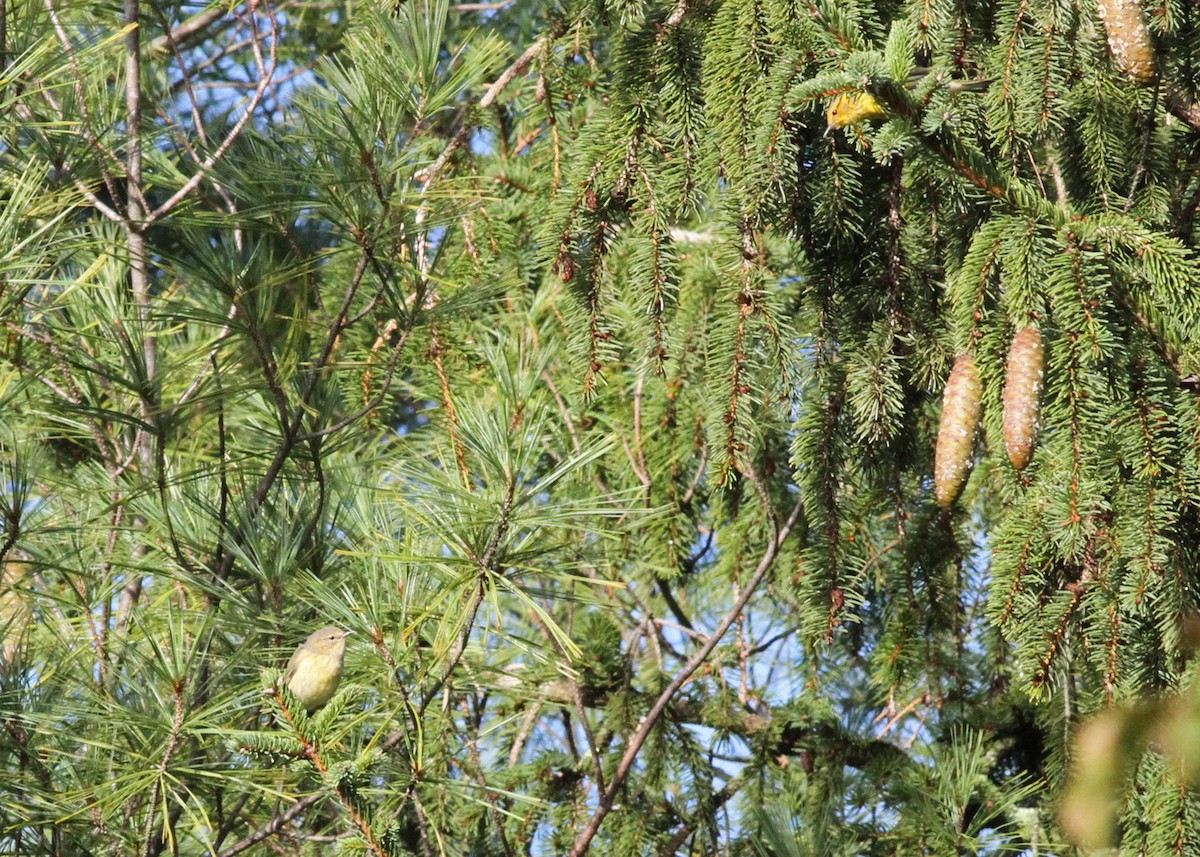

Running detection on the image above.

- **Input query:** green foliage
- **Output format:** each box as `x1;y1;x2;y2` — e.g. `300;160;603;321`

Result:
1;0;1200;853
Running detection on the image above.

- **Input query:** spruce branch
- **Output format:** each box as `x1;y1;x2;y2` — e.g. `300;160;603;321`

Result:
998;502;1046;627
271;684;390;857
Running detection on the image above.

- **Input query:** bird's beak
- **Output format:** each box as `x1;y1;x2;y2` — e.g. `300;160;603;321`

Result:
342;630;354;638
823;122;835;137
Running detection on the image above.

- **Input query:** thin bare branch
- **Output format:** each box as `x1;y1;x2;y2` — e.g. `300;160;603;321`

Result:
568;491;804;857
147;6;278;223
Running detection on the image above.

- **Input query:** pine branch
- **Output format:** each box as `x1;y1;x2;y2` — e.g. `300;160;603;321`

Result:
657;776;743;856
414;21;569;275
148;5;227;54
216;794;324;857
415;468;516;719
141;679;187;857
568;490;803;857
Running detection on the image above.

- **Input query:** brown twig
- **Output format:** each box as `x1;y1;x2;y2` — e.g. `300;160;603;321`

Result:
448;1;512;10
216;794;323;857
1165;83;1200;133
148;5;227;54
414;33;557;189
567;492;803;857
141;679;187;857
147;4;278;224
430;327;472;487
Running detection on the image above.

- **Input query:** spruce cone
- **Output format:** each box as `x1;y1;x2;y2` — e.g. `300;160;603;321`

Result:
1002;327;1044;471
1096;0;1156;86
934;353;982;508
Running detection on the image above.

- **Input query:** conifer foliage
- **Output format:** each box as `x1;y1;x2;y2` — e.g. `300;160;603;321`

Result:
1;0;1200;854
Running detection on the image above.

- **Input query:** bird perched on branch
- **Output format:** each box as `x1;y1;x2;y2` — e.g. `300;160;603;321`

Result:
825;70;991;134
285;626;352;712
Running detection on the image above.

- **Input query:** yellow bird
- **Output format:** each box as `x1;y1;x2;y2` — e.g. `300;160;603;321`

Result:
825;92;888;133
824;72;991;135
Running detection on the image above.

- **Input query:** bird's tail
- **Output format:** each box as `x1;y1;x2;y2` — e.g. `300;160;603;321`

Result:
947;78;992;93
905;67;992;93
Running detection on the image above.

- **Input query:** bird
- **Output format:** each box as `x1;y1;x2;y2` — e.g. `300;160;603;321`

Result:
825;70;991;134
285;626;352;712
825;92;888;133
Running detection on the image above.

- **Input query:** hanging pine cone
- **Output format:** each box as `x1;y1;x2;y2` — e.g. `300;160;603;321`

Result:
935;353;982;508
1096;0;1156;86
1002;327;1044;472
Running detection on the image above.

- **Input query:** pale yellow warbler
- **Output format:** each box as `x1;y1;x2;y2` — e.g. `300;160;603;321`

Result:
285;626;352;712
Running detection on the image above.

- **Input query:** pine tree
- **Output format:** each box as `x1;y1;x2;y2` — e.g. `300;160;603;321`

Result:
1;0;1199;854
